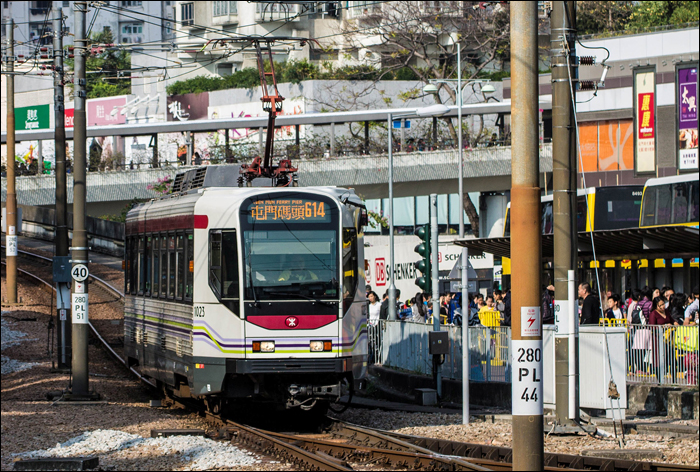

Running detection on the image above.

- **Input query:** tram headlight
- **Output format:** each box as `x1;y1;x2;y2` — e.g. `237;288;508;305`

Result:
260;341;275;352
310;341;332;352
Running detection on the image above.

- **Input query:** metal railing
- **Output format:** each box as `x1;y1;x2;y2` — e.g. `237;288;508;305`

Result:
368;320;698;387
626;324;698;387
368;320;511;383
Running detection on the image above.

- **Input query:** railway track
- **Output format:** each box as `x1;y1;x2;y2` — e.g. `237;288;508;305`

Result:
3;244;697;472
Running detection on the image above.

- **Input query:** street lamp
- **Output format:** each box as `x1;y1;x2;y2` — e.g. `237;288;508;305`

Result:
422;44;495;426
386;104;449;321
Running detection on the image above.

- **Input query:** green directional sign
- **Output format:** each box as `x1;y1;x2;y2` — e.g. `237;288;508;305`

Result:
15;104;50;131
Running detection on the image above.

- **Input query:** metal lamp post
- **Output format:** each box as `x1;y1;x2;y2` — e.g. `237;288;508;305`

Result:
423;45;495;425
386;105;449;321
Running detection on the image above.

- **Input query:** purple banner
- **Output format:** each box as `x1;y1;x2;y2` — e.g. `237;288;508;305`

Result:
679;67;697;128
678;66;698;170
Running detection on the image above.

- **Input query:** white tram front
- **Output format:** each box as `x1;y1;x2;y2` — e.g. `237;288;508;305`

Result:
124;166;368;411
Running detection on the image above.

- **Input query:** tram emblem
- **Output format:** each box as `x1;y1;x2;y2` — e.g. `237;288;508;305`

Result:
285;317;298;328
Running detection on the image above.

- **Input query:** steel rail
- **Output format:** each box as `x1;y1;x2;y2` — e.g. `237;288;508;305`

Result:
1;249;155;389
261;429;495;471
340;421;697;472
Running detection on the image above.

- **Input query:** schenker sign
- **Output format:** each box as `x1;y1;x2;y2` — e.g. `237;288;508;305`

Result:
364;237;493;296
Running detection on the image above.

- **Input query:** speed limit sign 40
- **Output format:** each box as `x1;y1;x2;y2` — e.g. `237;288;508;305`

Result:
71;264;89;282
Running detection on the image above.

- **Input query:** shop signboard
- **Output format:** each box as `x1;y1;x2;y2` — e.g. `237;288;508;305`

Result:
633;67;656;174
15;104;50;131
87;96;127;126
677;64;698;170
167;92;209;121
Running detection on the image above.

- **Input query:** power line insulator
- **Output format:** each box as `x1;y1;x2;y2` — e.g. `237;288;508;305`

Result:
578;80;596;91
579;56;595;66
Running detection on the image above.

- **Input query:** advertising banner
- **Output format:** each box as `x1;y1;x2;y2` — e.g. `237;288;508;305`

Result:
634;68;656;174
87;96;127;126
167;93;209;121
65;107;74;129
15;104;50;131
677;65;698;170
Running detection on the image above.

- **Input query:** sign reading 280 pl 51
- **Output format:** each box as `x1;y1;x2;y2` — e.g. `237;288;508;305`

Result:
247;199;330;223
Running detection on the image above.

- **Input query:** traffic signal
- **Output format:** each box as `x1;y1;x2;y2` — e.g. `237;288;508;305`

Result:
414;224;431;292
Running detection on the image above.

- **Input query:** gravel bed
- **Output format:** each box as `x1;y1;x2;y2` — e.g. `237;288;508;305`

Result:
17;429;262;470
331;408;699;466
1;317;40;375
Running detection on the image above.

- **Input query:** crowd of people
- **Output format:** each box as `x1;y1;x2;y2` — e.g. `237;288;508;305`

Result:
365;282;700;329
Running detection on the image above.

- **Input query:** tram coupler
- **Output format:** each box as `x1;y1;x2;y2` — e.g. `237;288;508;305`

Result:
286;383;340;407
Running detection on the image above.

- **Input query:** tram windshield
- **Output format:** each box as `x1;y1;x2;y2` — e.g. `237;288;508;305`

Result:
240;193;340;302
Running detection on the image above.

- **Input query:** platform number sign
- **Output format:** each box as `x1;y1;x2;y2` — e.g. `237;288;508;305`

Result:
71;293;88;324
71;264;89;282
512;339;543;416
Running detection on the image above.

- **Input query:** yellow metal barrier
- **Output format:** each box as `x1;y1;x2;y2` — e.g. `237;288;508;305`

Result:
598;318;628;327
479;310;501;327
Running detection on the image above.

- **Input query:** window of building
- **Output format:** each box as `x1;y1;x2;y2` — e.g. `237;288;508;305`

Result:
62;1;69;7
181;2;194;26
121;1;142;7
121;23;143;35
217;63;233;76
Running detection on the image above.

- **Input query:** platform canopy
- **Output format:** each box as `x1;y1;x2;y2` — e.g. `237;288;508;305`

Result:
454;226;700;261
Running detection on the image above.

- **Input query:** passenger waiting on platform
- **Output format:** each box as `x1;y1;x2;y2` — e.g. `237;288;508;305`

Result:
648;296;674;379
652;287;661;300
669;292;687;326
379;289;401;320
579;283;601;325
684;286;699;325
605;293;623;320
480;295;496;313
368;291;381;325
365;284;372;298
494;290;505;312
411;292;427;323
627;289;649;373
662;286;674;309
639;286;654;321
501;289;512;327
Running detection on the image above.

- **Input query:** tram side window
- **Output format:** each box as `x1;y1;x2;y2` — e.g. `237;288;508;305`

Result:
690;181;700;223
343;228;358;311
130;237;138;295
656;184;672;225
185;233;193;301
209;232;222;298
145;236;152;295
125;238;132;294
138;237;146;294
642;187;657;227
152;236;160;296
160;233;168;298
168;235;176;298
672;183;689;224
176;233;184;300
222;232;239;300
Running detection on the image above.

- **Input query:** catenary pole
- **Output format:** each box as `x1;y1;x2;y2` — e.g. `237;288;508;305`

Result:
510;2;544;470
5;19;18;305
387;113;397;320
53;6;71;370
70;1;90;397
430;194;440;396
552;0;579;426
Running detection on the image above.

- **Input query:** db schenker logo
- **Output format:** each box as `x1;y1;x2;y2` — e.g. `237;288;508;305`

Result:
375;258;386;286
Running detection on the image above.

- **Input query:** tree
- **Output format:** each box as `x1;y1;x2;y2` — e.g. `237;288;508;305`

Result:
66;29;131;99
576;1;634;35
627;1;699;31
334;1;510;232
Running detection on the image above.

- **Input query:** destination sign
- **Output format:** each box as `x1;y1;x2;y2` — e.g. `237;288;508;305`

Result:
246;198;331;223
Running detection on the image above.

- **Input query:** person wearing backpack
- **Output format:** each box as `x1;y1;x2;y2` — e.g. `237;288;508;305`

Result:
627;288;650;374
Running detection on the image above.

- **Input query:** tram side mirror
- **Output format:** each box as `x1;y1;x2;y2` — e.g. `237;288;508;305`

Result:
359;209;368;228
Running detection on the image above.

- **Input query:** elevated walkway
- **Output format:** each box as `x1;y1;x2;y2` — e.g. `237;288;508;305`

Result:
2;144;552;206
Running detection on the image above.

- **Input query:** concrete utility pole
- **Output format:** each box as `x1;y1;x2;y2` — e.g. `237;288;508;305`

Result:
510;3;543;470
53;7;72;371
551;0;580;427
4;18;19;305
68;1;94;399
387;112;397;321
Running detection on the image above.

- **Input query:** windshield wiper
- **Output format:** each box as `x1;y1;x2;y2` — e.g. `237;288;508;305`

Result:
261;289;336;306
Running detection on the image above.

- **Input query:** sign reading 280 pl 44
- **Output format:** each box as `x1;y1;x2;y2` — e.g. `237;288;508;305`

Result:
247;199;330;223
